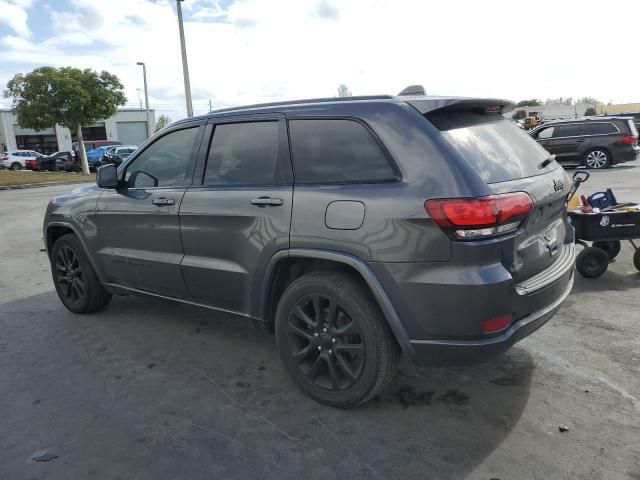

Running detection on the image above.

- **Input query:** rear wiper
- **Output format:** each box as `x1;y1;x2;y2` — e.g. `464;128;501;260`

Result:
538;155;556;169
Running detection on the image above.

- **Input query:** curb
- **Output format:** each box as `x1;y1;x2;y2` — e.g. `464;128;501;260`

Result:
0;180;93;191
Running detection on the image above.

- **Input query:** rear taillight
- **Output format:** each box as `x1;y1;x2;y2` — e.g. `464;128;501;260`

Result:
425;192;534;240
1;154;7;161
620;135;637;145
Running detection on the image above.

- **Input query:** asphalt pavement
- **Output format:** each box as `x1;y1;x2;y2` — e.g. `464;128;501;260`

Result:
1;167;639;479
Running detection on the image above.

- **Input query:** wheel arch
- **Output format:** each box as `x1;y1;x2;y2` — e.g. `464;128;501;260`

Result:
45;222;107;282
260;249;415;359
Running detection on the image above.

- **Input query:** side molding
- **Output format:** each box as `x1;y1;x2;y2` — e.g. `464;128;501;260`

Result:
261;249;416;359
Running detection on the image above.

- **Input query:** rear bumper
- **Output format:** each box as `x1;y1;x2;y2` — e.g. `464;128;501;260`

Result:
369;242;576;366
613;146;640;164
409;271;573;365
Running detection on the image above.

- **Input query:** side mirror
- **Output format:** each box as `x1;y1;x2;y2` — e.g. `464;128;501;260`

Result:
96;164;118;189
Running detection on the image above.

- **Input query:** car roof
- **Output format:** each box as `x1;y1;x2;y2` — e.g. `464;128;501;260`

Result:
535;116;632;127
171;94;514;125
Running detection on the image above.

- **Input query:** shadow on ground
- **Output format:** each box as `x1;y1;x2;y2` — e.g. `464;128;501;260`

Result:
1;291;536;480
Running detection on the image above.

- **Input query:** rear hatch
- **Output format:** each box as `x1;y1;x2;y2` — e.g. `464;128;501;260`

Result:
422;104;570;283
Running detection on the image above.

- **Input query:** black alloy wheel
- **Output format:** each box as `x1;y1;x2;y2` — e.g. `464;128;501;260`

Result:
54;245;87;308
286;293;365;391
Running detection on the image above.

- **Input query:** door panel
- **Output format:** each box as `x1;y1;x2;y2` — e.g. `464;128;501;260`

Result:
95;188;190;298
93;123;204;298
179;116;293;315
180;186;293;313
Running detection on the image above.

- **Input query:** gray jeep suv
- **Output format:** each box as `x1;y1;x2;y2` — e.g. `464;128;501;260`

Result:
44;94;575;407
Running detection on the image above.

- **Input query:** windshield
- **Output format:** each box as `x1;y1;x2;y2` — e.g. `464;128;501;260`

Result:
427;111;559;184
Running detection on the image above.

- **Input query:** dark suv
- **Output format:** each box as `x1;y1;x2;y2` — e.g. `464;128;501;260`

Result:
529;117;639;169
44;94;575;407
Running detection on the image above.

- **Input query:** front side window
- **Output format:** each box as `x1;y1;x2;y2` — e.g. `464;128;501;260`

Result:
125;126;199;188
203;121;281;186
536;126;555;139
289;119;397;184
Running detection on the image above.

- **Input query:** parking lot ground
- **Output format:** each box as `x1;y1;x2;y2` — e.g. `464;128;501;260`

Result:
1;168;639;480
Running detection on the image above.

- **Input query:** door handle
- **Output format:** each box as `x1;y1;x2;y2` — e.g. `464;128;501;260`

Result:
251;197;284;207
576;139;587;143
152;197;175;206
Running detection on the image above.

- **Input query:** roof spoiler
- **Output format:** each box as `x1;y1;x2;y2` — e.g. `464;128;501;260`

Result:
397;84;426;96
403;96;515;115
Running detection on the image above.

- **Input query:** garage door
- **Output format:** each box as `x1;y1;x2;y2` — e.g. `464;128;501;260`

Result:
116;122;148;146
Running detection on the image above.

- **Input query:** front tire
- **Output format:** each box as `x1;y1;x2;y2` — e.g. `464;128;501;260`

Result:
50;234;112;313
584;149;610;169
275;272;399;408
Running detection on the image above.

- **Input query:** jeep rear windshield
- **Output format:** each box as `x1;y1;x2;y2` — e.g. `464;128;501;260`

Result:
426;111;558;184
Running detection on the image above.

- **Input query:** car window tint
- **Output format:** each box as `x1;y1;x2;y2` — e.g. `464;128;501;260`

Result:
289;119;396;183
537;127;554;139
125;127;198;188
590;123;618;135
553;124;581;137
204;122;280;186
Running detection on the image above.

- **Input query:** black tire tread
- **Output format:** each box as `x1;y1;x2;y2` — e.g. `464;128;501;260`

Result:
633;248;640;272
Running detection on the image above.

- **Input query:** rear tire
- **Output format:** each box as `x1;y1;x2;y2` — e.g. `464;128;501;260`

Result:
50;234;112;313
583;149;610;169
10;162;22;170
275;271;399;408
593;240;621;261
576;246;609;278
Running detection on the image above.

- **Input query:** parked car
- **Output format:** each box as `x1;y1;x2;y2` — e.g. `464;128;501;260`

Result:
26;151;75;171
529;117;639;169
85;146;110;169
602;112;640;133
44;93;575;407
0;150;44;170
101;145;138;166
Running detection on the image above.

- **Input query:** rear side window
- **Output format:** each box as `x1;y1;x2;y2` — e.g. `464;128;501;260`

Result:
589;122;618;135
289;119;397;184
427;111;556;184
204;122;282;186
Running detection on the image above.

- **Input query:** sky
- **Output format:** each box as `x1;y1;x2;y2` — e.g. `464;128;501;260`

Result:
0;0;639;121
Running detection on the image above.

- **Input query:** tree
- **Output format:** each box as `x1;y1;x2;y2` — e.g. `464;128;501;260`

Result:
512;109;527;120
155;114;172;132
4;67;126;175
515;99;541;107
584;107;597;116
337;84;352;97
577;97;601;106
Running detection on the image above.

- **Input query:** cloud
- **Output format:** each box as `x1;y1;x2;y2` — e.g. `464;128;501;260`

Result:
314;0;338;20
0;0;32;37
1;0;640;118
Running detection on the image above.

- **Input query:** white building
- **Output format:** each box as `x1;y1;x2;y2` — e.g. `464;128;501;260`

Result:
0;109;155;154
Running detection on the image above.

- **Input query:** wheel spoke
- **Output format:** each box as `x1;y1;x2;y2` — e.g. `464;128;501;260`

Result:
71;282;82;299
310;294;322;323
55;260;66;272
74;277;85;295
333;317;356;337
288;322;314;341
326;299;338;328
65;280;73;298
335;352;358;381
306;355;324;380
293;344;313;362
292;305;316;328
334;343;364;354
326;355;340;389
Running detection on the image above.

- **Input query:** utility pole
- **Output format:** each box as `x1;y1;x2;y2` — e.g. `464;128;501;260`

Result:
176;0;193;117
209;99;212;112
136;62;153;139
